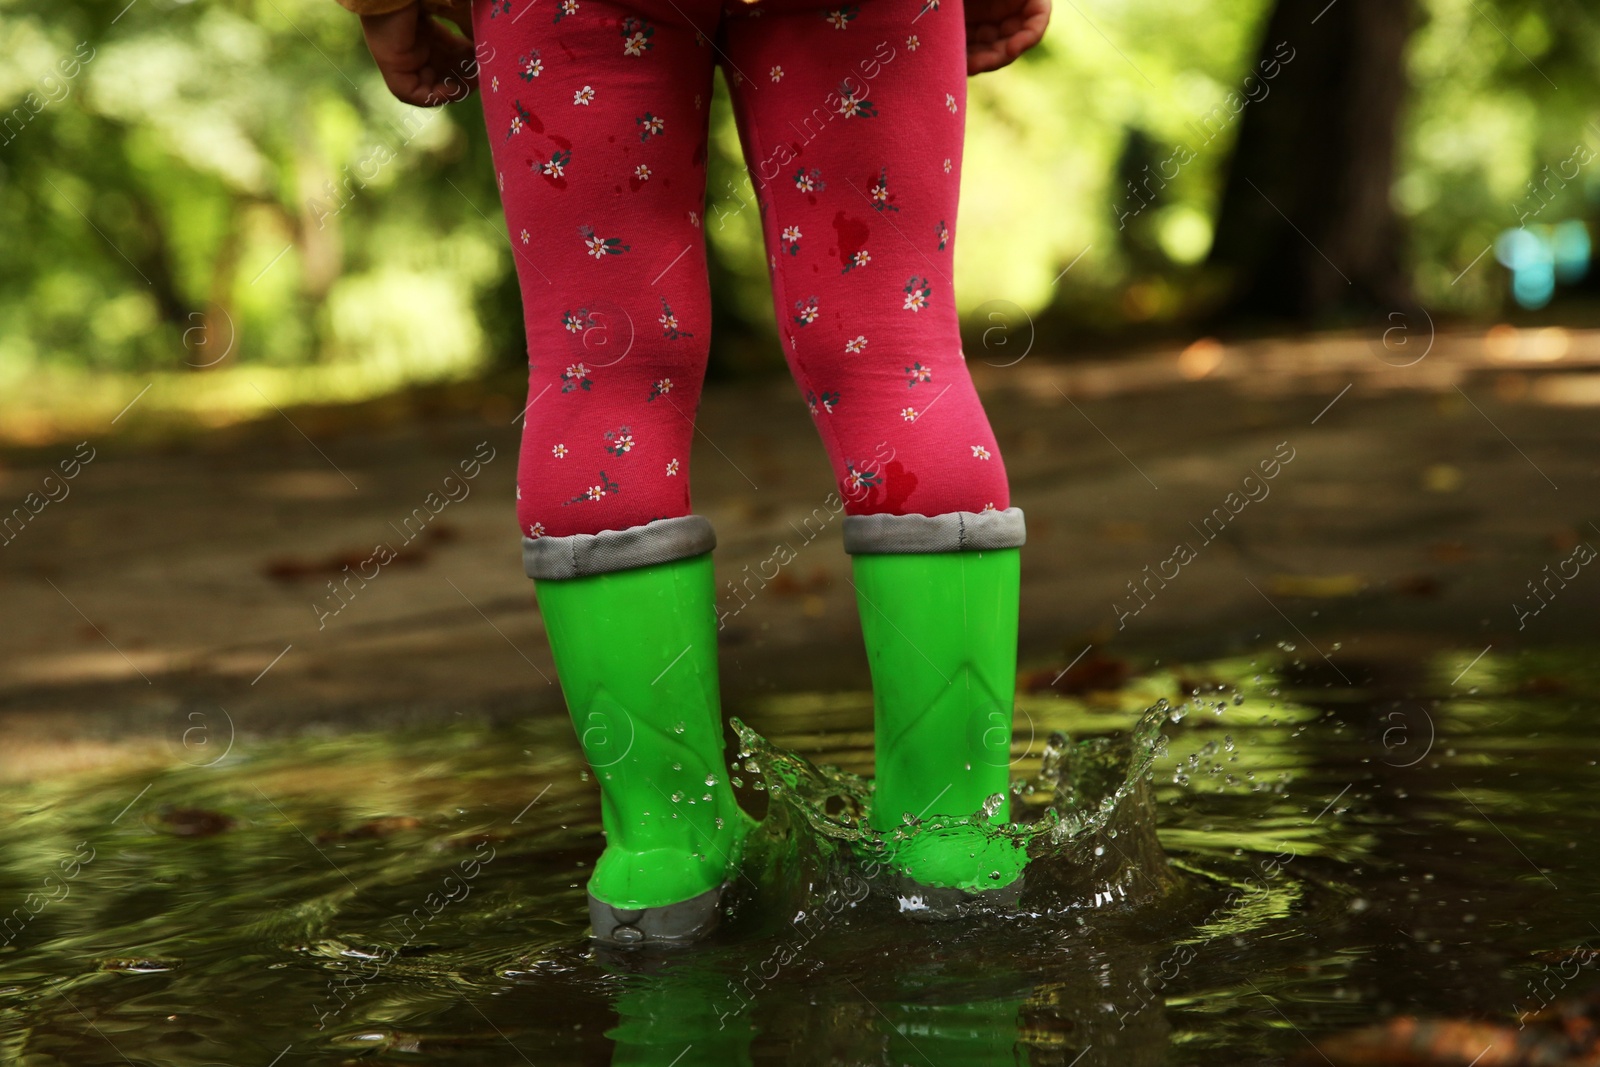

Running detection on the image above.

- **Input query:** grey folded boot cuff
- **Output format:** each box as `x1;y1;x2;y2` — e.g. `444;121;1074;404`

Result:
841;507;1026;555
523;514;716;579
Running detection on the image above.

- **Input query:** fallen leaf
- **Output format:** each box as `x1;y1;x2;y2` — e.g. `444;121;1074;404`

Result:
1391;575;1442;598
262;525;457;582
152;808;235;837
317;816;423;843
1020;650;1130;695
1427;541;1474;564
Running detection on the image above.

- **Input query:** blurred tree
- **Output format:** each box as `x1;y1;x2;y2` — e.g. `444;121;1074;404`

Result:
2;0;1597;416
1206;0;1418;322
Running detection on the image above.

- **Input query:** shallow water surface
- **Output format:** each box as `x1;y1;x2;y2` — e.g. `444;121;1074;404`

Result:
2;647;1598;1065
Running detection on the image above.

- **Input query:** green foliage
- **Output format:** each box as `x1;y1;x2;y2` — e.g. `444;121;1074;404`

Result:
1;0;1596;399
0;0;511;392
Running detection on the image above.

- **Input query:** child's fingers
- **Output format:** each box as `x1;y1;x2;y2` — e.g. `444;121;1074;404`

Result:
437;0;475;42
966;0;1050;74
420;17;478;101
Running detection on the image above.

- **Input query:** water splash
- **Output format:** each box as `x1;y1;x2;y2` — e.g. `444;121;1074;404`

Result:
729;696;1177;918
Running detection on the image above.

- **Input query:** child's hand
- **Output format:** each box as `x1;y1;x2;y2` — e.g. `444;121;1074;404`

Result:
360;1;478;107
965;0;1050;75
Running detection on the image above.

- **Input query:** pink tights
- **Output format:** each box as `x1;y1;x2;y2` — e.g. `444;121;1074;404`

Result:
472;0;1012;539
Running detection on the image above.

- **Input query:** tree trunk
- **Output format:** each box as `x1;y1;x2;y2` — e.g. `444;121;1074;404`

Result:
1206;0;1417;323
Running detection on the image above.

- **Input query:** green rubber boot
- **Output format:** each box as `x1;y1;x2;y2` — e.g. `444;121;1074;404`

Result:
536;553;751;945
852;548;1028;907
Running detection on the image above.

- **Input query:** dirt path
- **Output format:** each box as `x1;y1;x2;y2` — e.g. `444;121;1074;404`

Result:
3;329;1596;781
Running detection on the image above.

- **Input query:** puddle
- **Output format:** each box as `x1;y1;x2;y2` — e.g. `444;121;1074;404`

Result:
1;647;1597;1064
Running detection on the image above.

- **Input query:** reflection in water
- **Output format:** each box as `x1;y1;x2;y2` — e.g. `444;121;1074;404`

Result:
0;648;1597;1064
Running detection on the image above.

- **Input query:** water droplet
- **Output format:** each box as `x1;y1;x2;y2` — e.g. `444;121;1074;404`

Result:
672;762;683;771
670;791;684;803
705;774;719;787
673;721;686;734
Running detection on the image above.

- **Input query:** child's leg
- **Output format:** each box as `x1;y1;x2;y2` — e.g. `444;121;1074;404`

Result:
474;0;750;942
722;0;1027;898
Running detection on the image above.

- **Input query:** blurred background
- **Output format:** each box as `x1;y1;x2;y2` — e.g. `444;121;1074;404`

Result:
4;0;1600;431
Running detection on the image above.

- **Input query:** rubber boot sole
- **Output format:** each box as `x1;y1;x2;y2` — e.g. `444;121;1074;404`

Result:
889;871;1026;921
588;883;726;946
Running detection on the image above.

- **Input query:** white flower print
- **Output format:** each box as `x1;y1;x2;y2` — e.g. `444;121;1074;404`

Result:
574;85;595;105
552;443;568;458
825;7;853;28
971;445;992;460
982;502;997;512
666;458;680;476
635;164;651;180
586;485;606;501
943;158;952;174
579;225;629;256
770;65;784;81
782;225;802;243
945;93;958;114
520;229;530;244
688;210;701;227
528;521;546;537
623;31;649;56
497;171;505;192
522;55;543;78
907;34;920;50
900;407;918;422
694;94;703;110
613;433;635;453
560;0;578;13
851;250;871;269
845;335;868;354
561;360;592;392
903;275;932;311
491;75;500;92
